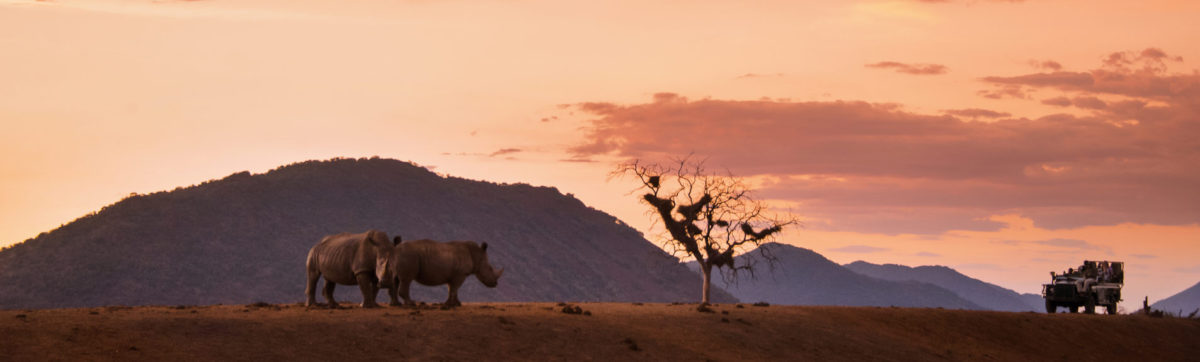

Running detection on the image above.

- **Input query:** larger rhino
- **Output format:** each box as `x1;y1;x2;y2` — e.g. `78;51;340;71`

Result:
305;230;401;308
392;239;504;307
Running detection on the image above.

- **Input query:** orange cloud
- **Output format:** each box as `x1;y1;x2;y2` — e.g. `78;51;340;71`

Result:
942;108;1011;119
1029;60;1063;71
570;49;1200;234
984;48;1195;104
489;148;523;157
1041;96;1072;107
976;84;1031;99
865;61;948;75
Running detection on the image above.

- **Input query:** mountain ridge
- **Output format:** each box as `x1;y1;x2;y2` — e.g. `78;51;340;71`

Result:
1152;281;1200;315
687;243;983;309
843;261;1043;312
0;157;735;309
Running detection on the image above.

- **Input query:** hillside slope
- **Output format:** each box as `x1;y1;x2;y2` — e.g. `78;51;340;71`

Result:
844;261;1041;312
4;303;1197;361
689;243;981;309
1153;281;1200;315
0;158;733;309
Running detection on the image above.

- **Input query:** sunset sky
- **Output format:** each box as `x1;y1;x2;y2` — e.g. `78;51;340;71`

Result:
2;0;1197;310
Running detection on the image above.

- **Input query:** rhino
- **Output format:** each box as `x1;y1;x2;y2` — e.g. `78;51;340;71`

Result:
392;239;504;307
304;230;403;308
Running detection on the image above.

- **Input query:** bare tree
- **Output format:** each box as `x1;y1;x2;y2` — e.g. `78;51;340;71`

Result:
613;157;797;305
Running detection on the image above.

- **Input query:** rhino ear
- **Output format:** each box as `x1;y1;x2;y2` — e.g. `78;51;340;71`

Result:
392;235;402;246
481;242;488;252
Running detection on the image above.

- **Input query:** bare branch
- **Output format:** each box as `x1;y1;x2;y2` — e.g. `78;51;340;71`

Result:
611;156;800;304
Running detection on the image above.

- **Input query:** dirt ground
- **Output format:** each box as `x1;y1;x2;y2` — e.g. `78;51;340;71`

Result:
2;302;1197;361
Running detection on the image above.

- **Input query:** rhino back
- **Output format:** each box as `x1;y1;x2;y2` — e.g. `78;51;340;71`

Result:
400;239;475;285
311;232;368;285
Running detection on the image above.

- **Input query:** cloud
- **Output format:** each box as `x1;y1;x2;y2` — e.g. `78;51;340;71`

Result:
916;251;941;257
982;48;1196;105
1071;96;1107;110
1032;238;1113;255
943;108;1011;119
1039;96;1110;110
488;148;522;157
558;157;596;163
569;49;1200;234
1131;254;1157;259
829;245;890;253
865;61;948;75
977;85;1030;99
1102;48;1183;73
1041;96;1072;107
983;72;1094;88
1030;60;1063;71
1172;265;1200;273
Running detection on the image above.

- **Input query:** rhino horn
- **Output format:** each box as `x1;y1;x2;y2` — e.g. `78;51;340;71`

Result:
497;268;504;278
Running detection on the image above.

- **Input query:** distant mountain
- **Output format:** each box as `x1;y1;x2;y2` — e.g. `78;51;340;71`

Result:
1152;281;1200;316
844;261;1042;312
1019;293;1045;311
688;243;981;309
0;158;735;309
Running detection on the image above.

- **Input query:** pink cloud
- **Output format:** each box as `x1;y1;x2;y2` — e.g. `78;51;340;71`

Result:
943;108;1011;119
984;48;1197;105
489;148;522;157
982;72;1093;88
569;49;1199;234
1041;96;1072;107
1030;60;1063;71
977;85;1031;99
866;61;948;75
1071;96;1107;110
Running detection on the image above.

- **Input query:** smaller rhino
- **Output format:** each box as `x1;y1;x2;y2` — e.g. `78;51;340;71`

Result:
392;239;504;307
305;230;402;308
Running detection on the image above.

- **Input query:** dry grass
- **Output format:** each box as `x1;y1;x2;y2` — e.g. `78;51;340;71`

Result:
2;303;1198;361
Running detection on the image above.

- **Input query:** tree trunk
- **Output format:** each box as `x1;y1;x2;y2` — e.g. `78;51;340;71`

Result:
701;262;713;305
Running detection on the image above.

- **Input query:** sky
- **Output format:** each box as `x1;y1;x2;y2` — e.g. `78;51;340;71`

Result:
1;0;1198;311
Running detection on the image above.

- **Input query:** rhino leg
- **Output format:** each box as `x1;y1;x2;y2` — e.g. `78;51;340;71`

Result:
357;273;381;308
305;269;320;308
387;283;402;307
323;279;339;308
444;275;466;307
398;277;416;306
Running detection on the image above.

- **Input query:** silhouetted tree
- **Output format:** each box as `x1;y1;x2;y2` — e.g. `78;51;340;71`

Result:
614;157;797;305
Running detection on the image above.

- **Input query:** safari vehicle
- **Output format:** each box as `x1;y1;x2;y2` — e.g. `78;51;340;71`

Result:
1043;260;1123;314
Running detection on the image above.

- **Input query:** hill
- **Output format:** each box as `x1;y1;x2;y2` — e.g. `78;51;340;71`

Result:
3;303;1197;361
1153;281;1200;316
0;158;734;309
688;243;981;309
844;261;1042;312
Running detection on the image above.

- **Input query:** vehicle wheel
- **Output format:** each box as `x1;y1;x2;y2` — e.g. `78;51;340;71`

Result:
1045;300;1056;314
1084;298;1096;314
1069;305;1079;313
1106;304;1117;315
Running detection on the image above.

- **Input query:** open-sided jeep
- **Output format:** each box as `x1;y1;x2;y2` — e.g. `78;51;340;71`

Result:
1042;260;1122;314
